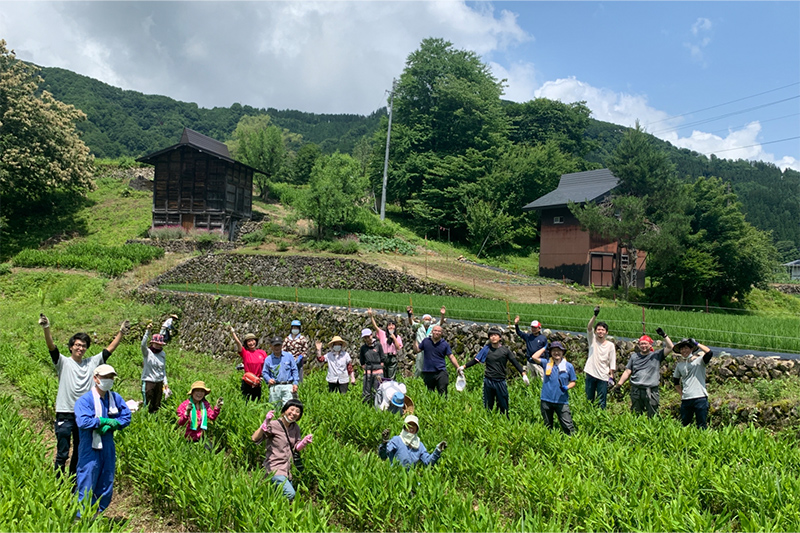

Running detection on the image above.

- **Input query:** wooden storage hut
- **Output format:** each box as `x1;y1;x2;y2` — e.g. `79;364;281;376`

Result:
523;168;646;288
137;128;260;240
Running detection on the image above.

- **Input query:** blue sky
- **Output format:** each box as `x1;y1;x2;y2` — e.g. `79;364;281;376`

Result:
1;1;797;170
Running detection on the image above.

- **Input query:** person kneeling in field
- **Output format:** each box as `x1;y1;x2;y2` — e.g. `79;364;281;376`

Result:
74;364;131;517
251;399;313;501
612;327;673;417
531;341;577;435
379;415;446;469
177;381;223;442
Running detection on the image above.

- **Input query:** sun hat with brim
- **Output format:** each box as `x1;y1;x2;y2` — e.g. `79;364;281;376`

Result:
391;392;405;408
327;335;348;347
549;341;567;353
188;381;211;395
281;398;304;421
674;338;697;352
361;328;372;338
488;328;503;337
170;314;179;319
243;333;258;343
150;334;166;345
94;364;117;377
403;414;419;429
403;395;415;414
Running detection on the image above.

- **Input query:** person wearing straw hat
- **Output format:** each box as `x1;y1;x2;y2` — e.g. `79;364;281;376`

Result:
315;335;356;394
514;315;547;381
262;337;299;410
39;313;129;478
73;364;131;517
374;379;414;415
177;381;223;442
458;327;529;417
531;341;577;435
230;326;267;402
672;337;714;429
141;322;169;413
251;399;313;501
613;328;674;417
379;415;446;469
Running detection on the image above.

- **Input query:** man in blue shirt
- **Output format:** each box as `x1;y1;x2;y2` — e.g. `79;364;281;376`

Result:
413;325;460;395
531;341;577;435
514;315;547;381
262;336;299;410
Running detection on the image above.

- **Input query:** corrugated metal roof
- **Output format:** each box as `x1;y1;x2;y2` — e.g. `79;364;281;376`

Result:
522;168;619;210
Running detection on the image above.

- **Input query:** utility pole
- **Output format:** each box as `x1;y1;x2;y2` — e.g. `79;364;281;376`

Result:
380;78;396;221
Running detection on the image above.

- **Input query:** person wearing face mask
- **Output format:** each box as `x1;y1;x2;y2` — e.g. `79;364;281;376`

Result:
284;320;308;386
229;326;267;402
406;305;446;377
141;323;169;413
262;337;299;410
40;313;129;478
369;308;403;380
73;364;131;517
315;336;355;393
177;381;223;442
359;328;386;404
530;342;577;435
251;399;313;501
379;415;446;469
672;338;713;429
613;328;673;417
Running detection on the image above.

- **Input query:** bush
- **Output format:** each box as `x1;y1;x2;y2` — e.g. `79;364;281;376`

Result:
343;208;400;238
267;181;304;207
328;238;360;255
148;225;186;240
0;263;10;275
188;228;225;243
11;242;163;277
754;379;782;402
357;234;416;255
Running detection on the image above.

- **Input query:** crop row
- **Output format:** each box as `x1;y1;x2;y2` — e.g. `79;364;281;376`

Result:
13;242;164;277
161;283;800;353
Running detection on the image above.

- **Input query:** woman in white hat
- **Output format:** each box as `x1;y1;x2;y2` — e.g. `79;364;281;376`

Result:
379;415;446;469
315;336;356;393
142;322;169;413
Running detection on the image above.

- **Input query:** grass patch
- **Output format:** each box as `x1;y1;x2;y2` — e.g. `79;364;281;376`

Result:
13;242;164;277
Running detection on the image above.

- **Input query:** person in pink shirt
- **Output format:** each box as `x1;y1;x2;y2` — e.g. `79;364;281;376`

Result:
251;399;313;501
177;381;223;442
229;326;267;401
369;308;403;380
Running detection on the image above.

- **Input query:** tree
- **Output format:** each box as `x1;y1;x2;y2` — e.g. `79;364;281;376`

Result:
463;198;513;257
607;121;675;201
227;114;300;199
0;40;93;231
504;98;594;157
297;153;368;238
291;143;322;185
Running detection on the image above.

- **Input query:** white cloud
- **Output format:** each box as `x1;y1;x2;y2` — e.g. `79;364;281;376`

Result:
691;17;712;35
685;16;713;65
489;60;537;102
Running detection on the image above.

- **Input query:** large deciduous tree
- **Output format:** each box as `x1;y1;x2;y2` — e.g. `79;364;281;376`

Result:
0;40;93;230
297;153;368;238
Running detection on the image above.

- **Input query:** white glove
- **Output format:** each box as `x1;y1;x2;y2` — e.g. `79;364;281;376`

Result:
457;366;465;375
522;374;530;386
119;320;131;335
38;314;50;328
436;441;447;452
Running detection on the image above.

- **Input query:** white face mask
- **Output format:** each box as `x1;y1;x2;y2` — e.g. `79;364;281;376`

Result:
332;345;342;352
423;320;431;327
98;378;114;392
291;328;300;336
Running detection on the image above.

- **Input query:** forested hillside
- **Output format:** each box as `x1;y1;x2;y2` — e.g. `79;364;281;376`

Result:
38;66;384;158
36;64;800;251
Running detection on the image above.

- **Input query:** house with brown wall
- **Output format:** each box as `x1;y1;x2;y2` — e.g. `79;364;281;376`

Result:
137;128;261;240
523;168;646;288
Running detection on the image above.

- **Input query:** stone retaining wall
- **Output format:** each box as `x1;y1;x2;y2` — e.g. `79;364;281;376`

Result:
143;253;471;296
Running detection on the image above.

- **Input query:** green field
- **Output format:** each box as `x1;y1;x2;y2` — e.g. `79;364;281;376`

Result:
161;283;800;353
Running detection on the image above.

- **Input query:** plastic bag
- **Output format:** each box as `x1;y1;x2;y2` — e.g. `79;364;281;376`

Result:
455;374;467;392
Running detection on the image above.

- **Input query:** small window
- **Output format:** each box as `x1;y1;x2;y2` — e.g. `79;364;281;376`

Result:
620;254;629;268
553;216;564;224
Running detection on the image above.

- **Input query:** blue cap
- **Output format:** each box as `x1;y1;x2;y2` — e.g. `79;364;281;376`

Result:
391;392;405;407
291;320;301;327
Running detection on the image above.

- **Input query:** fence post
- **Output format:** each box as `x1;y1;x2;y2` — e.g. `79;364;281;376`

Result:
506;300;510;325
641;306;645;335
295;286;298;303
216;281;219;295
249;284;252;298
348;290;351;312
705;299;709;313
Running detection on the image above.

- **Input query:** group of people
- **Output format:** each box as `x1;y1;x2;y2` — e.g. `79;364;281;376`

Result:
43;301;717;514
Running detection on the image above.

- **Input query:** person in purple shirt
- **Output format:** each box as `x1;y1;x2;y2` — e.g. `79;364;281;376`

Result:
531;341;577;435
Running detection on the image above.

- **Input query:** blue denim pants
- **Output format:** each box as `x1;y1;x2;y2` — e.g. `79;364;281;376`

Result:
584;374;609;409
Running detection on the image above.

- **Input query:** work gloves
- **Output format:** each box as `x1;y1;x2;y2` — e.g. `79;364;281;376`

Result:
39;314;50;328
656;327;667;338
436;441;447;452
296;434;313;451
381;428;391;443
593;306;600;317
522;374;530;386
97;417;120;435
119;320;131;335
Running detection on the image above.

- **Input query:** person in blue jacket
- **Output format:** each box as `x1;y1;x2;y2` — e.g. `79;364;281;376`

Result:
379;415;446;469
531;341;577;435
73;364;132;517
262;336;299;410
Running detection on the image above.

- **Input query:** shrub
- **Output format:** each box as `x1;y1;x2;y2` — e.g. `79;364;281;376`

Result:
148;225;186;240
328;238;360;255
188;228;226;243
11;242;163;277
357;234;416;255
754;379;782;402
0;262;12;275
267;181;304;207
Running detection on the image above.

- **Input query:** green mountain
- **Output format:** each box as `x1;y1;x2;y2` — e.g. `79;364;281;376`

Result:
38;66;385;158
38;66;800;249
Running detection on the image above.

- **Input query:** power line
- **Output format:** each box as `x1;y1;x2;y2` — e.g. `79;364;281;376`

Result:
651;95;800;136
701;136;800;156
643;81;800;128
705;112;800;136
